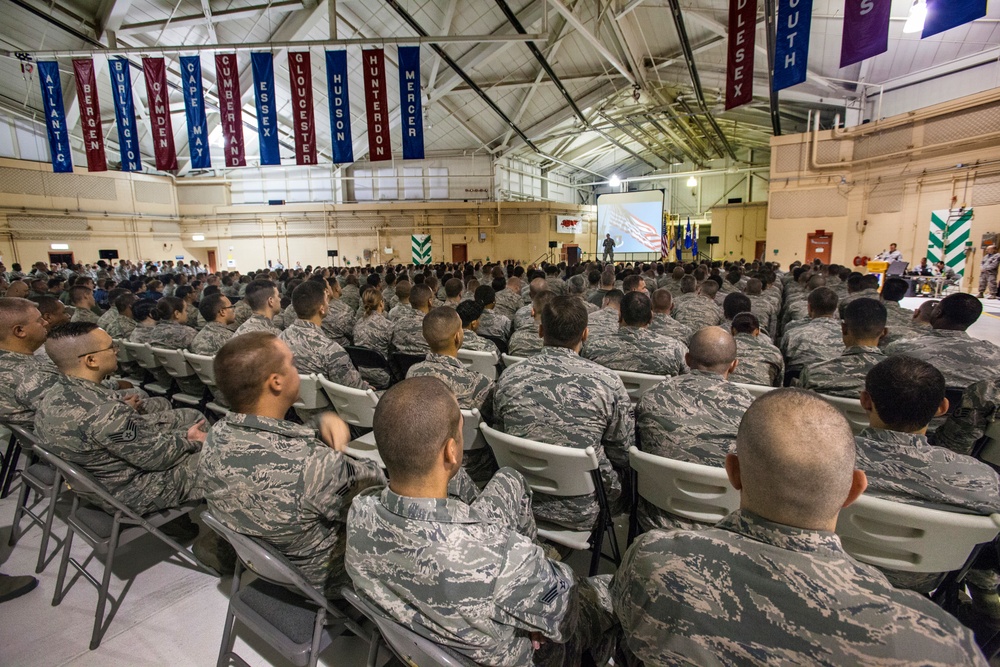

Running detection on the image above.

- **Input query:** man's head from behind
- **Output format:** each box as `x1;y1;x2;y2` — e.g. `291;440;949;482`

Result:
881;277;908;303
620;291;653;327
841;298;887;346
34;295;69;329
541;295;588;349
807;287;839;318
200;293;234;325
861;356;947;434
686;327;738;376
729;388;866;531
291;280;329;320
410;283;434;311
650;288;673;314
214;332;297;414
423;306;463;353
0;297;48;353
374;377;462;492
455;300;483;332
931;293;982;331
69;285;95;308
723;293;752;321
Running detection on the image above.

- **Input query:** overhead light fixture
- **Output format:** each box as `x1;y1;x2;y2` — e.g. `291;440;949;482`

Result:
192;234;205;241
686;175;698;188
903;0;927;34
50;243;69;250
608;174;621;188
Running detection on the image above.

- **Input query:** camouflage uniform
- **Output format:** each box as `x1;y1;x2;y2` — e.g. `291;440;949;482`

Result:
234;313;280;337
730;332;784;387
582;326;688;376
882;300;915;330
272;303;297;331
880;319;930;347
407;353;497;482
587;288;611;308
494;346;633;530
672;296;724;330
780;317;844;370
321;299;356;347
612;510;988;666
381;286;399;312
232;299;252;328
148;321;204;396
934;378;1000;455
340;284;361;312
71;308;101;324
747;294;777;338
104;314;136;339
507;327;544;357
189;321;234;356
35;374;203;514
636;371;754;530
387;303;414;322
513;304;535;332
346;469;616;667
353;313;394;389
0;349;52;426
477;310;511;340
460;329;499;356
839;288;881;316
390;310;429;355
856;426;1000;593
494;288;522;322
184;302;200;329
797;345;885;398
199;412;385;596
648;313;692;343
586;308;620;337
885;330;1000;388
97;308;118;331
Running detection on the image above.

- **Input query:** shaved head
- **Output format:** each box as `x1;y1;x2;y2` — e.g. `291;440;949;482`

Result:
651;288;673;313
45;322;106;371
0;297;39;342
422;306;462;351
735;389;857;528
687;327;737;371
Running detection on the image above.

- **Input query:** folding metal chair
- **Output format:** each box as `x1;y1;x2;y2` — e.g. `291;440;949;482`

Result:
7;425;65;572
480;424;620;576
113;338;145;386
342;587;476;667
456;348;499;381
346;408;483;471
345;346;392;379
390;351;427;380
614;370;667;403
201;512;368;667
0;424;20;498
34;445;209;650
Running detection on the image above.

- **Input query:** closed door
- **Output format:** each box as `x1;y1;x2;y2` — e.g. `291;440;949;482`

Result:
755;240;766;261
207;250;217;273
805;233;832;263
452;243;467;263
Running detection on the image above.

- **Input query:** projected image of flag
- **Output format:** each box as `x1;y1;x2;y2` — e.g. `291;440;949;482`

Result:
606;204;661;252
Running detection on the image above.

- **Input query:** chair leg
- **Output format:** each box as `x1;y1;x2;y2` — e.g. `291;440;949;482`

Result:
589;516;606;577
52;524;76;606
606;512;622;565
308;608;326;667
7;474;32;547
35;472;62;573
217;562;243;667
366;633;383;667
0;439;22;498
90;518;123;650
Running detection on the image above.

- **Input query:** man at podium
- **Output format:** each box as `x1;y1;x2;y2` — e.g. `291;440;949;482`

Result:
876;243;904;263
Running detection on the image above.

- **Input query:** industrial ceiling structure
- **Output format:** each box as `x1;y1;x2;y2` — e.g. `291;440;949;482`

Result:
1;0;998;185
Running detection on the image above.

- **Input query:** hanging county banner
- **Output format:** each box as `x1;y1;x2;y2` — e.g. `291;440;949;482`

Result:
109;58;142;172
72;59;107;172
724;0;756;110
250;52;280;166
288;51;316;165
37;61;72;173
142;57;178;171
397;46;424;159
840;0;891;67
362;48;391;161
923;0;986;38
215;53;246;167
179;55;211;169
773;0;813;91
326;50;354;163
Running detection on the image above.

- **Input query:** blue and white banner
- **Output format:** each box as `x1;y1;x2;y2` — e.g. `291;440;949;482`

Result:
923;0;986;38
37;61;73;173
773;0;813;92
251;52;280;166
397;46;424;160
179;56;211;169
325;50;354;164
109;58;142;171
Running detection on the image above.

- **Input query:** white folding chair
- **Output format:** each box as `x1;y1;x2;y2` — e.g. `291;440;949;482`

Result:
614;370;667;402
627;446;739;543
480;424;620;576
149;346;204;406
293;374;331;411
317;377;379;429
346;408;483;472
113;338;144;385
817;393;869;433
732;382;777;399
501;353;526;368
121;341;171;395
182;351;229;416
456;348;499;381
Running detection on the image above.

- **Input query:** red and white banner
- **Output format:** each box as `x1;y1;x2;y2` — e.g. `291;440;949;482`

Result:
556;215;582;234
288;52;316;165
725;0;757;110
362;48;391;161
142;57;178;171
72;59;107;172
215;53;246;167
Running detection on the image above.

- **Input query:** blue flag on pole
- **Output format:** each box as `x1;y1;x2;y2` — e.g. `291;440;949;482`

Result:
37;61;73;173
684;217;693;249
675;220;683;260
326;50;354;164
108;58;142;172
179;56;211;169
773;0;813;91
397;46;424;160
251;52;280;166
922;0;986;38
692;235;699;257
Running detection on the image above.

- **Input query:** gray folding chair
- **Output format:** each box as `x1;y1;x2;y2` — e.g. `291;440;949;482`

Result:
183;351;229;416
149;345;205;406
317;377;379;429
456;348;499;381
293;373;331;411
34;445;208;650
201;512;368;667
121;341;171;395
7;425;65;573
614;370;667;403
341;587;477;667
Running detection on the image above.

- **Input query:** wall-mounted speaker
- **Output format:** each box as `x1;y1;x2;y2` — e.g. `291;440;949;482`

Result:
548;241;558;248
98;249;119;260
706;236;720;244
327;250;339;258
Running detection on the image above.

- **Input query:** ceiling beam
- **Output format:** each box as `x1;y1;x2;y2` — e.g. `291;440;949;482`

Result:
117;1;301;36
546;0;638;87
425;0;459;96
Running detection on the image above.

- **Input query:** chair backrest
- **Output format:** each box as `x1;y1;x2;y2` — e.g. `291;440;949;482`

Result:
480;334;508;356
456;348;499;381
201;511;330;610
341;588;476;667
944;387;965;417
149;346;196;378
614;370;667;402
501;353;526;368
122;341;160;370
114;339;132;364
629;447;739;524
460;409;485;451
480;424;598;497
345;345;390;371
391;352;426;378
182;351;217;386
9;424;39;451
294;374;330;410
32;443;140;522
317;377;379;428
835;494;1000;573
732;382;777;399
977;420;1000;468
816;394;869;433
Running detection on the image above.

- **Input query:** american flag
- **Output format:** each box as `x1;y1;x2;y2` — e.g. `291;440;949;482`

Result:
661;218;668;257
606;205;661;252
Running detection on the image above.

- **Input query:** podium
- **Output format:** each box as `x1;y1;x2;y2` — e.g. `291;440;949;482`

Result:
867;260;889;289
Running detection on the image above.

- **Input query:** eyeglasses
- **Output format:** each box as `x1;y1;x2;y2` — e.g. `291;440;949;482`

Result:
77;341;119;358
219;305;235;311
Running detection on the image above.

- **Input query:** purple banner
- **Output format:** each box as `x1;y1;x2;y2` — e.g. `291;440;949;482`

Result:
840;0;891;67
